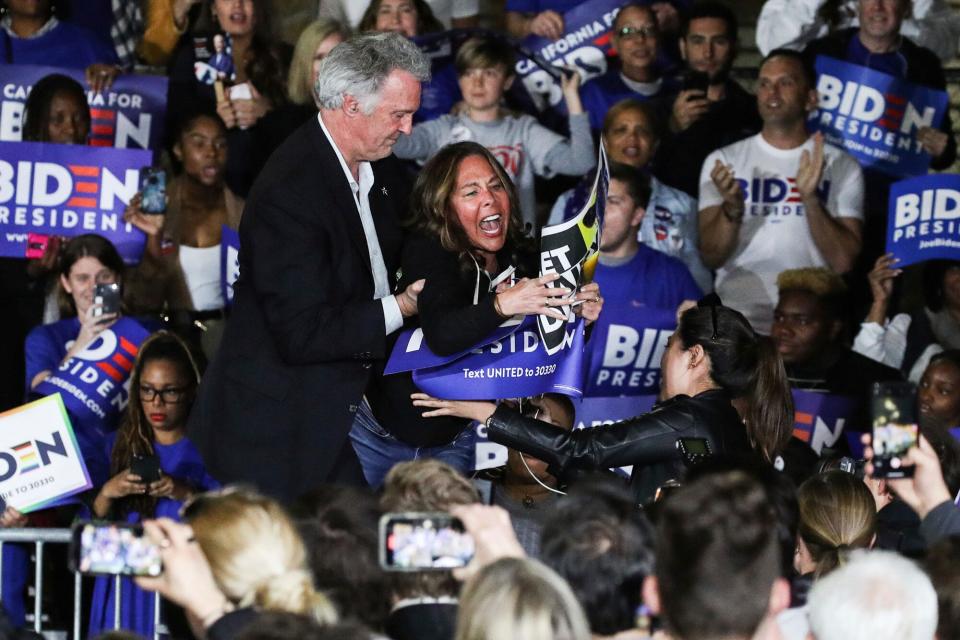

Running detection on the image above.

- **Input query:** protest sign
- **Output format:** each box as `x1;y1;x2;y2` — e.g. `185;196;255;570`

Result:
34;318;151;431
411;316;587;399
538;143;607;354
791;389;859;455
0;64;168;150
886;174;960;267
810;57;948;177
515;0;623;115
221;224;241;306
0;395;92;513
0;141;150;263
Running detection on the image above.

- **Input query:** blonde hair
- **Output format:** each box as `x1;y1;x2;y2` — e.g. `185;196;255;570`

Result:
381;459;480;511
287;19;349;105
798;471;877;579
776;267;847;298
186;488;338;624
456;558;591;640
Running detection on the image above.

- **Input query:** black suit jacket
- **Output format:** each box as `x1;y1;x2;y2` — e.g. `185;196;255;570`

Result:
188;117;406;501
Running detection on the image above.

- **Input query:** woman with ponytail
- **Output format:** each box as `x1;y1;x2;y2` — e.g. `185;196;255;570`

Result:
413;297;794;504
795;471;877;579
182;488;338;628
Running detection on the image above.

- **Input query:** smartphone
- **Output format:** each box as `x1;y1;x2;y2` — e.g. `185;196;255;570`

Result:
379;512;474;571
870;381;918;479
676;437;712;466
682;70;710;94
131;454;161;485
70;522;162;577
139;168;166;214
93;282;121;318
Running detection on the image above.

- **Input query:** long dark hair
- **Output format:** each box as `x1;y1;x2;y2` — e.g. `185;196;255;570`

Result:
22;73;90;143
409;141;532;275
358;0;444;36
194;0;289;107
57;234;125;318
676;304;793;461
109;332;200;518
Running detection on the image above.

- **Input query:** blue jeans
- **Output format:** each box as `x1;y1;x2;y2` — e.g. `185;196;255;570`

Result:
349;400;477;488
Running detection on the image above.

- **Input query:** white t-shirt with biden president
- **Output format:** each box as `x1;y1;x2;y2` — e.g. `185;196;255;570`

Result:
698;133;864;333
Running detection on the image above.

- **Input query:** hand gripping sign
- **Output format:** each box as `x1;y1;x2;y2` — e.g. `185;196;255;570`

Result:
810;56;948;177
886;174;960;267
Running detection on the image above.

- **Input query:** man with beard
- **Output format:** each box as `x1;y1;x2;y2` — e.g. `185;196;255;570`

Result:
655;2;760;198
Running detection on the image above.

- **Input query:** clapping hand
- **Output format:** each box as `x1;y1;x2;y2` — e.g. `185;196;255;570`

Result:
797;132;825;201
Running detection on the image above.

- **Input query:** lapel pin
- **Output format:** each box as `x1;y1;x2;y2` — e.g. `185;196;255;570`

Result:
381;186;389;196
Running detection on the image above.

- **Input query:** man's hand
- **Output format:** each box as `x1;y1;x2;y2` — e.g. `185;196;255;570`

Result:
917;127;949;159
529;10;564;39
449;504;525;582
797;133;825;201
397;278;426;318
670;89;710;132
863;434;952;520
710;160;744;220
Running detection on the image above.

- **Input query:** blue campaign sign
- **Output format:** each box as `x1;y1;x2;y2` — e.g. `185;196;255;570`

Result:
585;301;676;397
792;389;859;455
0;141;151;263
220;225;240;306
385;317;525;375
810;56;948;177
574;395;656;431
410;316;587;400
33;318;151;431
514;0;623;115
0;64;168;150
886;174;960;267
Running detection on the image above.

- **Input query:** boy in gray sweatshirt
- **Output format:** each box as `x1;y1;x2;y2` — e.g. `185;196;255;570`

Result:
392;35;596;230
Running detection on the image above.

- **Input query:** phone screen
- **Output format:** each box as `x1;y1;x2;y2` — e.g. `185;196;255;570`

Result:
72;522;162;576
379;513;474;571
93;282;121;317
139;168;167;214
871;382;918;478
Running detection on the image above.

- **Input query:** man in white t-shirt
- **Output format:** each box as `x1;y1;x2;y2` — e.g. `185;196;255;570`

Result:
698;49;864;333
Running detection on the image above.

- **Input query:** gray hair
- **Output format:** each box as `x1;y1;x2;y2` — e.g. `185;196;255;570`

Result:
315;32;430;114
807;550;938;640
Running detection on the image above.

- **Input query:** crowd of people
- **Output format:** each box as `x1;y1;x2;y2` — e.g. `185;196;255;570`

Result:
0;0;959;638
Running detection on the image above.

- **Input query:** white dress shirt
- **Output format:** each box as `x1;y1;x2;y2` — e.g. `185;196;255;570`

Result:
317;113;403;334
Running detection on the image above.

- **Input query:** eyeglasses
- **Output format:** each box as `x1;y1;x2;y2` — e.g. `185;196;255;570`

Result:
697;293;723;340
139;385;189;404
617;25;658;40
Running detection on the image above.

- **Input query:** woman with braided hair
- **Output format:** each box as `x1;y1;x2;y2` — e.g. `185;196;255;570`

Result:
88;331;219;637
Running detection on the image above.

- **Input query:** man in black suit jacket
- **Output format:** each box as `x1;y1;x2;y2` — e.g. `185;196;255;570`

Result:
188;33;431;501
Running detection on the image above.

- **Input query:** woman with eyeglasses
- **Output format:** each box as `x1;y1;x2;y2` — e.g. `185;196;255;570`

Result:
414;301;794;505
88;331;219;637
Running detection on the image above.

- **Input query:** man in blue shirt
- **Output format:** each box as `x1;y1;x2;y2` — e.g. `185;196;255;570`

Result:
594;163;702;311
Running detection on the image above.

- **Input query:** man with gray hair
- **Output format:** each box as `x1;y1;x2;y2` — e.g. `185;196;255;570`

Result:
808;550;938;640
189;33;431;501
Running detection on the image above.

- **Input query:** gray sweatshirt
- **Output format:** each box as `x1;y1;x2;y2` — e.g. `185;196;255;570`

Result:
392;112;596;229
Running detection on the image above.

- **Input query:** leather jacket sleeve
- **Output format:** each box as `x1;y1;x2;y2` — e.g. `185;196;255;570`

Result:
485;397;701;474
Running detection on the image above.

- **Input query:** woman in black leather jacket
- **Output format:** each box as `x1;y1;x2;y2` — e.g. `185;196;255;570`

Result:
413;301;794;504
